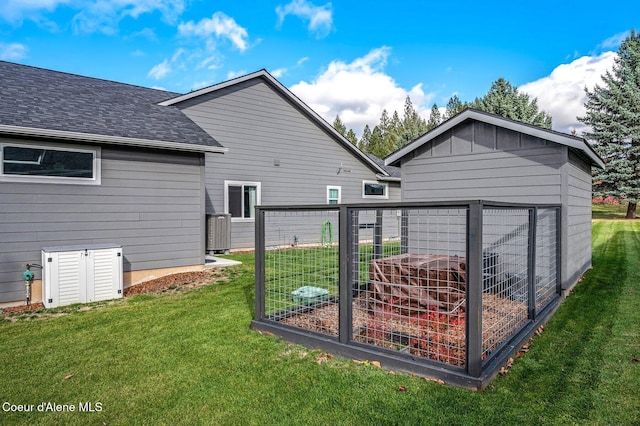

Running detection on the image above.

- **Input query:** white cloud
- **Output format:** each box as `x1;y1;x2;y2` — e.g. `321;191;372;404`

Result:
0;0;185;34
0;0;70;24
520;51;616;135
178;12;249;52
226;70;248;80
598;31;629;50
0;42;28;60
147;58;171;80
271;67;287;78
290;46;434;136
276;0;333;38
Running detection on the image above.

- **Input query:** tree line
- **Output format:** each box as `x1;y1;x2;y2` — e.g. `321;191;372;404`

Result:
333;77;553;159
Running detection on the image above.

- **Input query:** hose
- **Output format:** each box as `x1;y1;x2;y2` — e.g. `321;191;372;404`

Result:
321;220;334;247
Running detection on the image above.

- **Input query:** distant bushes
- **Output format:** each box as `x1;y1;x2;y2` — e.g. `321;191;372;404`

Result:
592;195;621;205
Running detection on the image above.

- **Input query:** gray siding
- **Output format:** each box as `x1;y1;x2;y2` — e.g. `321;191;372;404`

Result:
401;122;563;204
398;120;593;291
566;150;593;284
178;79;400;249
0;143;205;303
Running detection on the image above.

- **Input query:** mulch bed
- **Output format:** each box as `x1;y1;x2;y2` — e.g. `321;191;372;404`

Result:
1;269;226;317
279;291;527;367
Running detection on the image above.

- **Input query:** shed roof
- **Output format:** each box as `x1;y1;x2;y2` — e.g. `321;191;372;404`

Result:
0;61;225;153
385;109;605;169
160;69;393;178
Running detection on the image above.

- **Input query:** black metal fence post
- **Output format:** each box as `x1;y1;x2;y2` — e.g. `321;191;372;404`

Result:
527;208;538;320
555;207;562;295
467;202;483;377
339;206;352;344
254;207;266;321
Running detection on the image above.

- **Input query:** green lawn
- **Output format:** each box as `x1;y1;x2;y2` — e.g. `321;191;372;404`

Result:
1;220;639;425
592;202;631;219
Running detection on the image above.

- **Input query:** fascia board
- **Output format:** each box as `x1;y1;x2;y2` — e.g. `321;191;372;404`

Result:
0;125;228;154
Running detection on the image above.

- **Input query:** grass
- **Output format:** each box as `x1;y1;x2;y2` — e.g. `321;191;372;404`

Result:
592;202;631;219
1;222;639;425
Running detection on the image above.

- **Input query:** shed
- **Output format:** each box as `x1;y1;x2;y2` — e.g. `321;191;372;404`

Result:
385;109;605;291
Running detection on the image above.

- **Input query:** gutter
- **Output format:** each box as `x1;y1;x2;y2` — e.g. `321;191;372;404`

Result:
376;174;401;183
0;125;228;154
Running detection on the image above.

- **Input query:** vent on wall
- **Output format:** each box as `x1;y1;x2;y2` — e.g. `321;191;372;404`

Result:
207;214;231;254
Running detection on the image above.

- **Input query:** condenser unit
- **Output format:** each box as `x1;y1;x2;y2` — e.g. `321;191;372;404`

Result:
42;244;123;308
207;214;231;254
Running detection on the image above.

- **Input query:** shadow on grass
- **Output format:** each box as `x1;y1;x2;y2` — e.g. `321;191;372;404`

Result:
493;227;630;422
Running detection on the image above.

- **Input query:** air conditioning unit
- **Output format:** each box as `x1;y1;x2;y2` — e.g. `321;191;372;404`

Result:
207;214;231;254
42;244;123;308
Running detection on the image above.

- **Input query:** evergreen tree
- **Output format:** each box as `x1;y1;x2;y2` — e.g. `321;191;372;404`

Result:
471;78;552;128
400;96;428;147
579;29;640;218
367;125;386;158
345;129;358;145
358;124;372;152
332;115;347;136
445;95;466;120
426;103;442;130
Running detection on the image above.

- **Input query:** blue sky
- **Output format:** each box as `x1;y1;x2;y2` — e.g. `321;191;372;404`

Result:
1;0;638;136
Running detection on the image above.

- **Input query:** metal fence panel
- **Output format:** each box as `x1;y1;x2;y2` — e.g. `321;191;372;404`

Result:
254;201;562;387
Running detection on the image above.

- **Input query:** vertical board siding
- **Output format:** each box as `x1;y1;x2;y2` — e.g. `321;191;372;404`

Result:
179;79;400;249
0;144;204;303
402;121;563;205
399;120;593;291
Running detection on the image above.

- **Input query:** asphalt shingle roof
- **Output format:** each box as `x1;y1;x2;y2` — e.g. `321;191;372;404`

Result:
0;61;222;149
366;153;401;178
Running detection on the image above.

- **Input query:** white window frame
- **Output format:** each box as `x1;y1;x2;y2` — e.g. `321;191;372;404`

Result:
327;185;341;204
0;141;101;185
362;180;389;199
224;180;261;222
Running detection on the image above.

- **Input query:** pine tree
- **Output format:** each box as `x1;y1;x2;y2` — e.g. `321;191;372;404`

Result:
579;29;640;218
359;124;372;152
367;125;386;158
471;78;552;128
445;95;466;120
400;96;428;147
345;129;358;145
332;115;347;136
426;104;442;131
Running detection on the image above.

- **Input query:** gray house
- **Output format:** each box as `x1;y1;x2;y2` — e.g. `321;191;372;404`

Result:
159;70;401;250
385;109;604;291
0;61;228;305
0;62;400;306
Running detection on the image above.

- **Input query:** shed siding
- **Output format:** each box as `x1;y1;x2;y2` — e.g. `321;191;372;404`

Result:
179;79;400;249
566;151;593;284
398;120;594;291
401;122;563;205
0;144;204;303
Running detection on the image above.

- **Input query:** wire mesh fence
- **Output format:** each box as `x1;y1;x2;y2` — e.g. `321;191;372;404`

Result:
254;201;561;384
352;207;468;366
263;209;340;334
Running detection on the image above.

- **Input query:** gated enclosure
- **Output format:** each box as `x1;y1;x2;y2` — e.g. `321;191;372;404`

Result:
252;201;561;389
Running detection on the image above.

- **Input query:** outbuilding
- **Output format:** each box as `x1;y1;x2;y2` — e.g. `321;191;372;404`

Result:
385;108;605;291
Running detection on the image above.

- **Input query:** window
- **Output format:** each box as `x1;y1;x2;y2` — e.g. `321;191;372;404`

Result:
0;142;100;185
225;181;261;220
362;181;388;199
327;185;341;204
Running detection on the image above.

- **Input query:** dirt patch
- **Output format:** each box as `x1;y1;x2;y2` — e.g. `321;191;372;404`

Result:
1;268;228;320
123;269;227;297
